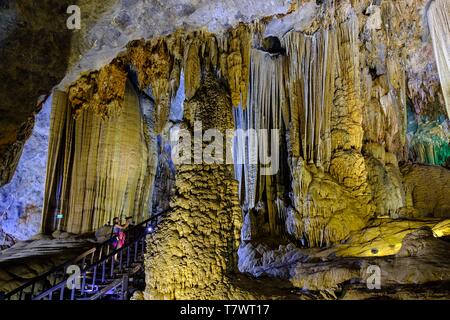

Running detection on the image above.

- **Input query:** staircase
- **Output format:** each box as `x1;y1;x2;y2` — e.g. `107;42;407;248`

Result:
2;212;166;301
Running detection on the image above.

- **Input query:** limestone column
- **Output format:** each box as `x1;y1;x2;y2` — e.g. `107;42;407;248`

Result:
144;74;243;299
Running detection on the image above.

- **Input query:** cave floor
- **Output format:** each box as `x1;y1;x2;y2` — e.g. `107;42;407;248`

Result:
229;273;450;300
229;274;310;299
235;220;450;300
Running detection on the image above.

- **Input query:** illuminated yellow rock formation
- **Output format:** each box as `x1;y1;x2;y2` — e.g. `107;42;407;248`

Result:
432;219;450;238
364;156;405;217
286;166;372;247
68;63;128;119
128;39;174;133
276;3;373;246
335;218;450;258
291;223;450;293
401;164;450;218
144;75;243;299
183;38;202;101
42;83;156;234
226;25;251;109
282;28;335;167
332;5;363;152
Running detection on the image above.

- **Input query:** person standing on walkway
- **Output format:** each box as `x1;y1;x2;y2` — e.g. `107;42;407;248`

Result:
111;217;130;250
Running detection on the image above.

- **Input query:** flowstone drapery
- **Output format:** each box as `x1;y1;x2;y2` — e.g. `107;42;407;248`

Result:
42;82;156;234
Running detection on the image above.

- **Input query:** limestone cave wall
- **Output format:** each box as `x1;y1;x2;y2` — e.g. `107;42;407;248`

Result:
0;0;449;300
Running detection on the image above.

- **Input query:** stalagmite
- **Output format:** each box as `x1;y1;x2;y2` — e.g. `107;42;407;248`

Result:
427;0;450;119
145;74;243;299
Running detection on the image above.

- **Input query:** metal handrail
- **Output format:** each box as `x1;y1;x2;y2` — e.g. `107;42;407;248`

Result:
33;228;146;300
3;246;97;300
32;280;66;301
88;276;127;300
3;210;167;300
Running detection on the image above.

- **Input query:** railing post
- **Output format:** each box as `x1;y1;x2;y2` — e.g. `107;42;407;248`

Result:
92;265;97;288
110;256;115;278
101;261;106;283
60;286;64;300
99;246;103;261
122;274;128;300
30;283;35;299
81;272;86;295
126;247;130;267
71;285;75;300
119;250;123;272
90;250;95;265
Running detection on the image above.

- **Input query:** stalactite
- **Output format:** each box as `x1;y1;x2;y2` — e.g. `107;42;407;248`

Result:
225;24;251;109
234;49;285;214
42;82;156;234
386;57;408;151
231;47;289;237
274;26;339;245
128;39;174;133
331;7;363;152
408;119;450;166
232;14;366;243
282;28;336;168
277;6;375;247
127;31;232;133
183;38;202;101
42;90;71;233
166;31;185;100
427;0;450;119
